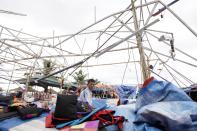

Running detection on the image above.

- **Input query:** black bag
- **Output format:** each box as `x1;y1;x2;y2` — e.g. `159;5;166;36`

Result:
54;94;78;120
17;106;43;120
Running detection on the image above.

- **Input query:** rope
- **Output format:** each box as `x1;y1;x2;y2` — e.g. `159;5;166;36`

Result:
162;63;182;87
121;43;131;85
164;63;194;84
132;48;140;86
145;31;188;87
152;0;180;16
150;70;169;82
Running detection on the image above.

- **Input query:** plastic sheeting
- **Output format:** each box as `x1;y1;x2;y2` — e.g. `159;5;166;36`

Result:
114;85;136;99
136;78;192;110
107;78;197;131
134;78;197;131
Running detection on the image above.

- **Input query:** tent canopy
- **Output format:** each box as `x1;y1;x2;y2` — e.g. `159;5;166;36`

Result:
16;75;77;90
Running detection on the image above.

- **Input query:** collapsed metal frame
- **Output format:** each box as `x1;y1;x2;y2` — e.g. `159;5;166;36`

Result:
0;0;197;91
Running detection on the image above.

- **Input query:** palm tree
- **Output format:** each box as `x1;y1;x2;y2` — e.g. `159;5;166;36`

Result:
42;59;55;76
42;59;55;92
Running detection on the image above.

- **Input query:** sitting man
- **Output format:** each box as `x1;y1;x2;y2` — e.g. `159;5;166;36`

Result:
78;79;95;108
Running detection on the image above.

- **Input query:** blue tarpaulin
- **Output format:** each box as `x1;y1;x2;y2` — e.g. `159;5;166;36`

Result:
114;85;136;99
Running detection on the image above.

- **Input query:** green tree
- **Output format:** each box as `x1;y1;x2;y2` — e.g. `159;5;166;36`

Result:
73;69;87;85
42;59;55;92
42;59;55;76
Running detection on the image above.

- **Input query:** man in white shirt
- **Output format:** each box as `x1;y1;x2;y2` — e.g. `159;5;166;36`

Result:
78;79;95;107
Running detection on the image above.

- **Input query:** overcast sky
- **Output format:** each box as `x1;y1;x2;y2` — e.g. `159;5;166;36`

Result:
0;0;130;35
0;0;197;89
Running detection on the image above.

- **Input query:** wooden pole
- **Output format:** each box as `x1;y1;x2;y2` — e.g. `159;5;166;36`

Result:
131;0;149;81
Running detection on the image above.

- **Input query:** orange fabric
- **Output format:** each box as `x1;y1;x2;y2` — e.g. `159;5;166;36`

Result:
45;113;55;128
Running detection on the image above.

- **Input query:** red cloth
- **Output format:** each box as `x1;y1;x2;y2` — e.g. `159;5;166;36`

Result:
142;77;154;88
91;109;125;130
45;113;55;128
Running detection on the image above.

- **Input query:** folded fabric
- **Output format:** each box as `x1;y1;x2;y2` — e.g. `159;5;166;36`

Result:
17;106;43;120
60;120;99;131
134;101;197;131
136;78;192;110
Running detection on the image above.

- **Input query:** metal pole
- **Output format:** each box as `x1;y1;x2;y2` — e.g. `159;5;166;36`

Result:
95;19;160;57
131;0;149;81
159;0;197;37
